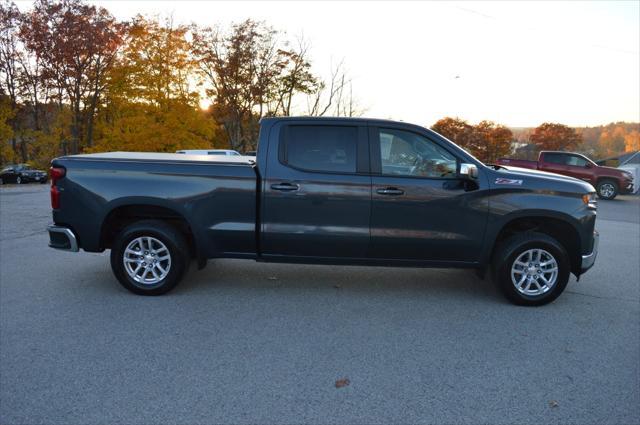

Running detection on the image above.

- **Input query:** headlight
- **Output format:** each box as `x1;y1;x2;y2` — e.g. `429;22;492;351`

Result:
582;193;597;209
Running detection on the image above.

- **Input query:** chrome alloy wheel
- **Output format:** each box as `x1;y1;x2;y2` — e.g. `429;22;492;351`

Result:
599;183;615;198
510;248;558;297
123;236;171;285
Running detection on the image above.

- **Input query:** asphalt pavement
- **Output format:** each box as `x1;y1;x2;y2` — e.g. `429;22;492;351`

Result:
1;184;638;424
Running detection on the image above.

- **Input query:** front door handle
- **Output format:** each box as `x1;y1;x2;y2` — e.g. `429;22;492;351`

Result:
271;182;300;192
376;187;404;196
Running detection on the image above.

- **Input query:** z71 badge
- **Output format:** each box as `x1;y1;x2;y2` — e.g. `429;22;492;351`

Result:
495;178;523;185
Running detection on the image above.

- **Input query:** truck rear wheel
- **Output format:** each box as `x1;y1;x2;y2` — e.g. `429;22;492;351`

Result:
596;179;618;200
110;220;189;295
492;232;570;306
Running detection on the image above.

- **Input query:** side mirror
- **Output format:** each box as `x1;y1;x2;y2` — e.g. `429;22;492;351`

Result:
585;163;593;168
460;163;478;179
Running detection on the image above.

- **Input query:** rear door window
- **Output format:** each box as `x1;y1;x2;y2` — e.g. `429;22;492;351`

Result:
544;153;565;164
282;125;358;173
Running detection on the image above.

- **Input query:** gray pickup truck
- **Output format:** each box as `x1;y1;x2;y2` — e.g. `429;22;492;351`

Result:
47;117;599;305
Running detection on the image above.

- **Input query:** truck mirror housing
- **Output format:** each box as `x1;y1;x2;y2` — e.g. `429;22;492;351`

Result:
460;163;478;179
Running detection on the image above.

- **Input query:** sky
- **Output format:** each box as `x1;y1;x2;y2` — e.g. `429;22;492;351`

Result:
41;1;640;127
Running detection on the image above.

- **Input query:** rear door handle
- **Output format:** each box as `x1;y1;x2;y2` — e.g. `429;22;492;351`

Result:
376;187;404;196
271;182;300;192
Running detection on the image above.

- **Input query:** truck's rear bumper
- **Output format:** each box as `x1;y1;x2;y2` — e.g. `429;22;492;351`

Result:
48;225;79;252
581;230;599;273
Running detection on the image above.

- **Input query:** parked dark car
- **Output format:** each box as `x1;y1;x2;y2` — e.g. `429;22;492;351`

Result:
47;117;599;306
0;164;48;185
497;151;634;200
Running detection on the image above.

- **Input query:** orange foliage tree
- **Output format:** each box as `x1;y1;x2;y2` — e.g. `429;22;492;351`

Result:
431;117;513;163
625;130;640;152
91;16;217;153
475;120;513;163
529;123;581;152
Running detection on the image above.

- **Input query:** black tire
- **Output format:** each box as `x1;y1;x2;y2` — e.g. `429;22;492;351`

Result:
596;179;618;200
40;179;47;184
492;232;570;306
110;220;189;295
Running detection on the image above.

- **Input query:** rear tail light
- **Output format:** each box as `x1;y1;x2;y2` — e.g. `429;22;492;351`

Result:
50;167;65;209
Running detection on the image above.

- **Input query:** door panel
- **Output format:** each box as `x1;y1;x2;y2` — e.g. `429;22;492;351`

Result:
368;127;488;262
539;153;568;175
564;154;594;183
261;122;371;258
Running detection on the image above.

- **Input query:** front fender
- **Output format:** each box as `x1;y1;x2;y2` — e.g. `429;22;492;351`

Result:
480;188;594;265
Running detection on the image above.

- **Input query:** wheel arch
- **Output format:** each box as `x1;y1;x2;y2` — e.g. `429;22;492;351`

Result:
99;198;203;263
596;176;619;187
487;212;583;276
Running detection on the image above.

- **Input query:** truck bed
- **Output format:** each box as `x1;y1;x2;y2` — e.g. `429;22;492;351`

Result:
68;151;255;165
496;158;539;169
51;151;258;258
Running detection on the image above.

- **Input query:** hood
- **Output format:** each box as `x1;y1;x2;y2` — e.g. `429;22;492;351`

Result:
599;165;631;177
493;165;595;193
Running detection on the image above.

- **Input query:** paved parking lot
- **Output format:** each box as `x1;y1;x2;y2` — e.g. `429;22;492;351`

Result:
1;184;638;424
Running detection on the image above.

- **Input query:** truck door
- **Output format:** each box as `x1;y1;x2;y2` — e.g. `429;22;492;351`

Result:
539;152;569;175
261;121;371;259
564;154;595;183
367;126;488;262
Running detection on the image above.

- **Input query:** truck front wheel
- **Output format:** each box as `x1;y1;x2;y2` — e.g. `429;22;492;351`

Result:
492;232;570;306
596;179;618;200
110;220;189;295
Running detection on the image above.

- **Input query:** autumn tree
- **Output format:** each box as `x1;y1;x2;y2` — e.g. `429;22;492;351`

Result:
20;0;124;153
193;20;272;152
92;16;215;153
431;117;513;163
0;96;14;163
192;20;320;152
598;125;627;157
625;130;639;152
529;122;581;152
475;120;513;163
431;117;479;153
0;0;21;157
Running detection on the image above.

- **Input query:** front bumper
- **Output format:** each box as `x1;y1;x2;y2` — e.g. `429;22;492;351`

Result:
620;180;634;194
581;230;599;272
48;225;79;252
